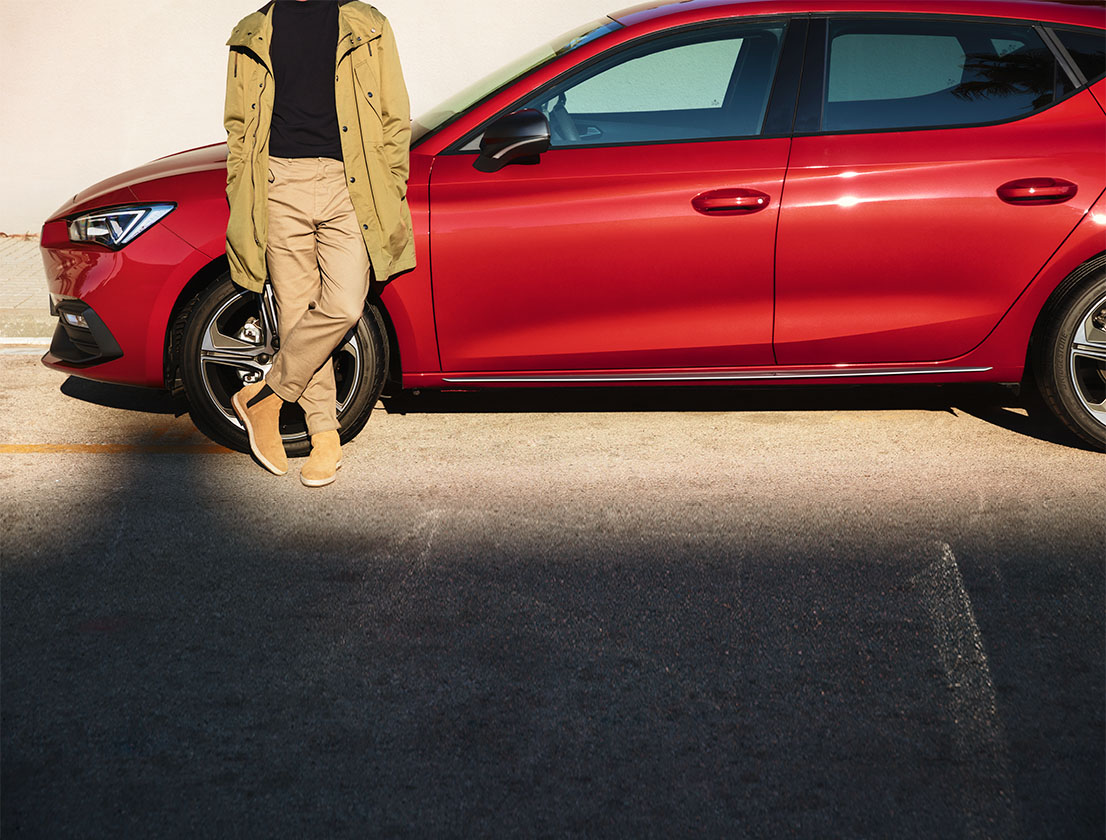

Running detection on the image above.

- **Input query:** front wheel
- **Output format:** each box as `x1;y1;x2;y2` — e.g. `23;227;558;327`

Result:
178;272;387;456
1031;261;1106;450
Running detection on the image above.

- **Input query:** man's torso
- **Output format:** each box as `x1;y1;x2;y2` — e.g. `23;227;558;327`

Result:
269;0;343;161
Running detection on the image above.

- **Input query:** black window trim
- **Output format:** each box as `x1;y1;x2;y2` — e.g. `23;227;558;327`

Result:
1039;27;1087;87
442;15;802;156
793;12;1093;138
1043;24;1106;86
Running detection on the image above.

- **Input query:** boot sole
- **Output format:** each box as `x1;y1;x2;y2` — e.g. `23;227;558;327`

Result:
231;391;289;477
301;460;342;488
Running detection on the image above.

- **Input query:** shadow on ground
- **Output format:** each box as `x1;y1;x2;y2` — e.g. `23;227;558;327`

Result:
56;375;1089;450
2;376;1102;837
60;377;185;415
388;382;1084;449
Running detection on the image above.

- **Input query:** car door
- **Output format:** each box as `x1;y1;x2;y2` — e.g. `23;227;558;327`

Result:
429;20;796;375
774;16;1105;366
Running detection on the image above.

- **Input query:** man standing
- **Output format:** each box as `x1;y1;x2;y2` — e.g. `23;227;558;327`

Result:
223;0;415;486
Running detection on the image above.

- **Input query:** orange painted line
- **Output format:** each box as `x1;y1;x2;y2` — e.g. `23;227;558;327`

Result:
0;443;233;455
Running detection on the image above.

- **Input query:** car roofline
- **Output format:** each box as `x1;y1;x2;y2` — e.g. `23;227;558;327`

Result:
608;0;1105;30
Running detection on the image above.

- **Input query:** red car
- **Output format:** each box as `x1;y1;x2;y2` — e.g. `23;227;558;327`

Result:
40;0;1106;450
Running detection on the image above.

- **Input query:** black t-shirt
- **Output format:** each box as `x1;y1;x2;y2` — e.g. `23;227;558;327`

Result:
269;0;343;160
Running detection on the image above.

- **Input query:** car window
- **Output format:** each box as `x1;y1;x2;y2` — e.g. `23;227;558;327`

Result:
413;18;625;143
1054;28;1106;83
822;19;1068;132
517;23;786;147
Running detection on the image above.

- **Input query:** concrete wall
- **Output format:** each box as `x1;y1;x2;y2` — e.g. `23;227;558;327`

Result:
0;0;620;234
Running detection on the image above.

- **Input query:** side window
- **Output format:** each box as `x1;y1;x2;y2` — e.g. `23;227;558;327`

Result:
518;23;785;147
1054;28;1106;83
822;19;1067;132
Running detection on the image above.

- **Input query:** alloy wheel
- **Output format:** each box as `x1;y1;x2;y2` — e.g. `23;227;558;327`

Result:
1068;289;1106;431
196;285;364;444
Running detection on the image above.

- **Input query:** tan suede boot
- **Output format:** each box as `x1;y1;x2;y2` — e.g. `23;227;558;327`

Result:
301;430;342;487
231;381;288;476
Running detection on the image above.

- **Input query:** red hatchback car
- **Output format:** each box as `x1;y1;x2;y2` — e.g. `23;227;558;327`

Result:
40;0;1106;450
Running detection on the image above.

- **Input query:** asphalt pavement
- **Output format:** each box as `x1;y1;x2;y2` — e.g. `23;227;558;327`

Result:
1;352;1103;838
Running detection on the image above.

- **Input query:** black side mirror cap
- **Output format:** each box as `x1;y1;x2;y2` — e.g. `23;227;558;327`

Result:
474;109;551;173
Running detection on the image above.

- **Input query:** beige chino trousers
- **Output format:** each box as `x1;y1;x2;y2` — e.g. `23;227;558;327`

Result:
264;156;371;435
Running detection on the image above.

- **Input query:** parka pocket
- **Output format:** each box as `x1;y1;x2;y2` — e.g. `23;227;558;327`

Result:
366;146;409;254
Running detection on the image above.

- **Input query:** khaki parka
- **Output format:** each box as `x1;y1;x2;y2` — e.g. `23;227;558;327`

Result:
224;0;415;294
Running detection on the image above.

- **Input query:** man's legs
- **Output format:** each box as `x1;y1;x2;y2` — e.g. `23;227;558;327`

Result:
265;157;371;421
234;156;371;482
264;156;348;436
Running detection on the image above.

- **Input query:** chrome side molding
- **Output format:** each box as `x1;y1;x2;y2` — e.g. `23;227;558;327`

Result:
443;367;994;385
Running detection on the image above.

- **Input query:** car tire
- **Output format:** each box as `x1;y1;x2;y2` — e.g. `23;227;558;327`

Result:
1031;258;1106;450
178;272;388;456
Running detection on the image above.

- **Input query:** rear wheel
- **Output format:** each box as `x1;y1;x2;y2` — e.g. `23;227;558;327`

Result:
178;272;387;456
1032;261;1106;450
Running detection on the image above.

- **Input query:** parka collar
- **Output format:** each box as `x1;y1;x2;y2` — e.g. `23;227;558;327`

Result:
225;6;274;67
226;1;383;68
337;2;385;56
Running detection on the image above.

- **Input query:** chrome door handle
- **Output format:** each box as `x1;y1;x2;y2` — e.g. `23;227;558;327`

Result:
997;178;1078;205
691;188;771;215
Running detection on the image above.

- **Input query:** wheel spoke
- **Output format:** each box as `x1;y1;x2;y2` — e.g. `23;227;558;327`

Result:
200;348;265;371
203;321;258;355
259;286;280;351
1071;342;1106;365
200;310;269;373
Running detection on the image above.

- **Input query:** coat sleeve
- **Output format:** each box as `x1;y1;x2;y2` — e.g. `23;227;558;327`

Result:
224;48;247;198
378;18;411;197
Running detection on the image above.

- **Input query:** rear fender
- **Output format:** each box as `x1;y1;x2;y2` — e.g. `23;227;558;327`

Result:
961;189;1106;379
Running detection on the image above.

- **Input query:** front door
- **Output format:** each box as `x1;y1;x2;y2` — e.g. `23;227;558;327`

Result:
430;20;792;373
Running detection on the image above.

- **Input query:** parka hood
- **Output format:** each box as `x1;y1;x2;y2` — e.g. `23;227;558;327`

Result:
227;0;384;54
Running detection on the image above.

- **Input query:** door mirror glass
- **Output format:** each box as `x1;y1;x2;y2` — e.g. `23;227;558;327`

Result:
475;109;552;172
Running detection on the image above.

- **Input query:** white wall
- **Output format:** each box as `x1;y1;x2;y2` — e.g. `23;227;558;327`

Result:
0;0;620;234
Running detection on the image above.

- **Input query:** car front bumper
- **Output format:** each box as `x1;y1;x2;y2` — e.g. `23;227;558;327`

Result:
39;216;212;388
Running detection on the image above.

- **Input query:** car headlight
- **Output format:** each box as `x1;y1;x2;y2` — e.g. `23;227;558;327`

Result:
67;203;176;250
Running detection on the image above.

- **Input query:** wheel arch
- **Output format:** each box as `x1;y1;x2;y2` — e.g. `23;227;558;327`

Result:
1025;250;1106;378
163;254;232;393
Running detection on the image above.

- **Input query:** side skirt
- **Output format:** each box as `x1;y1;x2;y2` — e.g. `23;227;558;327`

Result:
435;366;995;386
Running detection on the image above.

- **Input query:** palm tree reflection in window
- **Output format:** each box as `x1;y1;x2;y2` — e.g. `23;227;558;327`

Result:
952;48;1060;111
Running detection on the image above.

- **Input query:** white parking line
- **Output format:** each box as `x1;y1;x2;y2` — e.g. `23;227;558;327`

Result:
0;338;51;356
912;541;1020;838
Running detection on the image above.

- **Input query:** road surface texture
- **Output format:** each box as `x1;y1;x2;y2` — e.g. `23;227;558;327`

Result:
2;351;1103;838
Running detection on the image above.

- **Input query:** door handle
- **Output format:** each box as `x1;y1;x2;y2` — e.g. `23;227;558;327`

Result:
692;188;771;215
996;178;1078;205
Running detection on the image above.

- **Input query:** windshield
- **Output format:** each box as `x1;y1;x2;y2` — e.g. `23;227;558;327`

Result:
412;18;625;144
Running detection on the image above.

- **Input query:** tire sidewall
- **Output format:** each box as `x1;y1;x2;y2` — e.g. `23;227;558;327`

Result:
1033;262;1106;450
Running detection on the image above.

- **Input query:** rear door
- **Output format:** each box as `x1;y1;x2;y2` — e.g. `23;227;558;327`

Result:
429;20;797;374
774;16;1105;365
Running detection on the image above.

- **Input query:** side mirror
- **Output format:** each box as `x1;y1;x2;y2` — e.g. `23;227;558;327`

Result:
474;109;551;173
